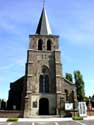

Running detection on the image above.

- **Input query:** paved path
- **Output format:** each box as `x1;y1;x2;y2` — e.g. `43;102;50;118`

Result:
34;121;94;125
0;120;94;125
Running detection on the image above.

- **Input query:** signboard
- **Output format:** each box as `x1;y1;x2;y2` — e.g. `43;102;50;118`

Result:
65;103;73;110
33;101;37;108
78;102;87;117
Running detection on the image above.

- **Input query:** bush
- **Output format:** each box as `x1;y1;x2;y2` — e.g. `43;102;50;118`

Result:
7;118;18;122
72;116;83;120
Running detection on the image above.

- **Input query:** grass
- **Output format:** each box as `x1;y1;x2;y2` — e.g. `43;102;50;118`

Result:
72;116;83;120
7;118;18;122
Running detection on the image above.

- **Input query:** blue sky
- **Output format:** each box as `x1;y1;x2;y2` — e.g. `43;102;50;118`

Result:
0;0;94;99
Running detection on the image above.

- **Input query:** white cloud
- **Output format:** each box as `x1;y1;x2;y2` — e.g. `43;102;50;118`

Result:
16;59;25;67
52;0;94;46
0;19;15;31
0;61;25;71
59;17;94;46
0;64;14;70
0;58;25;71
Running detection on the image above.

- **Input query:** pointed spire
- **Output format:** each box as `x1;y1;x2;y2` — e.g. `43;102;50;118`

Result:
36;7;52;35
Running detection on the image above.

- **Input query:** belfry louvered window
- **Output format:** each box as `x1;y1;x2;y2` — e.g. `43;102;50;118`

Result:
47;39;51;50
38;39;43;50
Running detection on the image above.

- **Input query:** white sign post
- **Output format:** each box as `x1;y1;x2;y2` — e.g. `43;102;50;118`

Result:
78;102;87;117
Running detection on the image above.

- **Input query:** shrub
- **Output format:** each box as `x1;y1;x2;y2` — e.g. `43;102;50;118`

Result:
72;116;83;120
7;118;18;122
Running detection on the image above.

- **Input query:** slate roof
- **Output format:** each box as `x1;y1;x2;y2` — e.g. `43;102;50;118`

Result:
36;7;52;35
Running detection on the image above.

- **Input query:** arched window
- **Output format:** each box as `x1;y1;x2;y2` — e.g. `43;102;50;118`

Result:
72;90;74;102
38;39;43;50
65;89;69;101
39;66;49;93
45;75;49;92
47;39;51;50
39;75;43;92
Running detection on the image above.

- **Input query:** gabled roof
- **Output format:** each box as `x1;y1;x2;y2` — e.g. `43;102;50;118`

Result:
63;78;75;86
36;7;52;35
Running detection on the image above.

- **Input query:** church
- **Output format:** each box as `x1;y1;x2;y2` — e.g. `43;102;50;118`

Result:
7;6;77;117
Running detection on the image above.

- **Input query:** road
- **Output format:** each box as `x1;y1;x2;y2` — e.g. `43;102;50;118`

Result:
0;120;94;125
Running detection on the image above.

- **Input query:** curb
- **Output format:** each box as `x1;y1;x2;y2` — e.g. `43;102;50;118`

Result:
18;118;73;122
0;116;94;122
83;116;94;120
0;118;7;122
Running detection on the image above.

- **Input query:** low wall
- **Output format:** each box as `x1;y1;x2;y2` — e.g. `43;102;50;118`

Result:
0;110;94;118
0;110;23;118
64;110;94;117
71;110;94;117
87;110;94;116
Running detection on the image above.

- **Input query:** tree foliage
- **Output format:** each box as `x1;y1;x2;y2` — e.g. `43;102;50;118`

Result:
1;99;6;110
91;95;94;107
0;99;6;110
65;73;73;82
74;70;85;101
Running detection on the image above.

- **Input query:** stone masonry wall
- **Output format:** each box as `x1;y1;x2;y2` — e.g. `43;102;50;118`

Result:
0;110;23;118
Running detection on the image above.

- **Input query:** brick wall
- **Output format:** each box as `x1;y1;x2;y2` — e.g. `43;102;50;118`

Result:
71;110;94;117
0;110;23;118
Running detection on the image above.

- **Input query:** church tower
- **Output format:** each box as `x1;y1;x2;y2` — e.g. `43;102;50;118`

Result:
23;7;76;117
23;7;64;117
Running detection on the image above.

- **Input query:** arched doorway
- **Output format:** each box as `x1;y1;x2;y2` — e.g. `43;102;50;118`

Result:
39;98;49;115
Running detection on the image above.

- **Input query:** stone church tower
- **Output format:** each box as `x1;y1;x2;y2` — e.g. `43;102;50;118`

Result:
7;7;77;117
23;7;76;117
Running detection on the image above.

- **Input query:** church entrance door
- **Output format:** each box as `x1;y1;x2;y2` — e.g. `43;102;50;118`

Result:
39;98;49;115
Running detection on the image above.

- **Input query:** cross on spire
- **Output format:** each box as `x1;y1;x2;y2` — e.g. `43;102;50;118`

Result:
43;0;45;8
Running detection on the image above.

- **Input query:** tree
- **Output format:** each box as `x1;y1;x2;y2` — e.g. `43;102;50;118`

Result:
1;99;6;110
84;96;89;102
74;70;85;101
91;95;94;107
0;99;1;109
65;73;73;82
